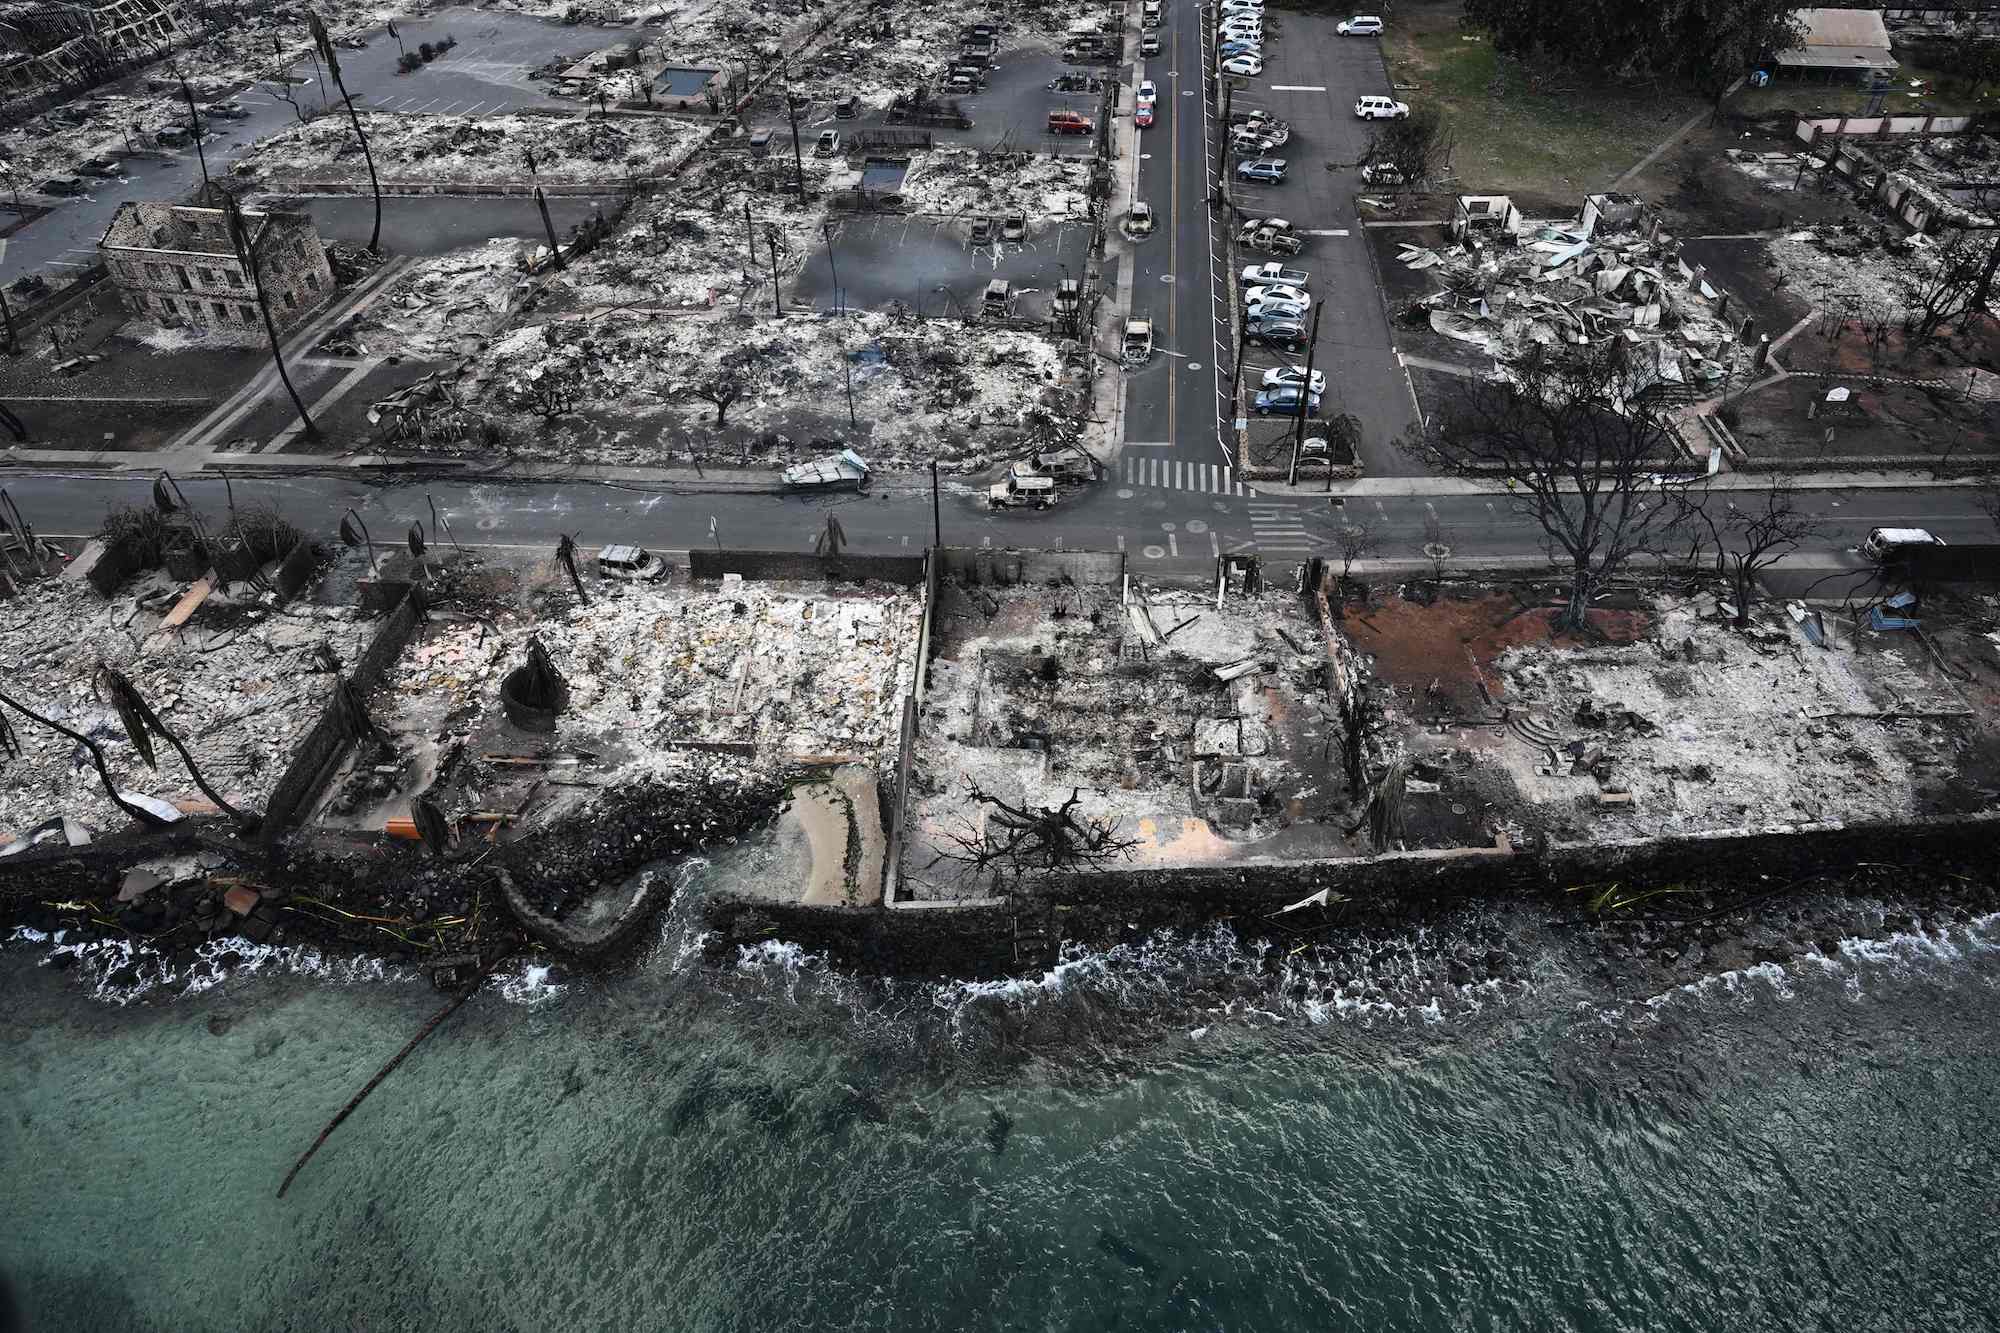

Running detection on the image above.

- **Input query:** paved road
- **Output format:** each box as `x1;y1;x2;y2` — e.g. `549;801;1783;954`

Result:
0;7;610;287
5;471;1990;583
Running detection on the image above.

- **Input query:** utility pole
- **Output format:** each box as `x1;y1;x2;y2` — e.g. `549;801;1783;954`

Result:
535;186;565;271
931;459;941;548
1975;231;2000;308
783;57;805;196
1288;300;1323;486
768;230;784;315
743;198;755;284
823;218;841;314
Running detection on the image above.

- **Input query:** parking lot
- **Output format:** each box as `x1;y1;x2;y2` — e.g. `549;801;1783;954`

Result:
829;46;1105;160
792;214;1092;321
1218;7;1425;478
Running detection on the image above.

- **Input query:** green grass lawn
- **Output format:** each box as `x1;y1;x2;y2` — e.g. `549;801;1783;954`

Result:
1382;4;1709;200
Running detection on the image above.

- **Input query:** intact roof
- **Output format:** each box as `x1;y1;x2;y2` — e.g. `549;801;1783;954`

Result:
1778;7;1898;66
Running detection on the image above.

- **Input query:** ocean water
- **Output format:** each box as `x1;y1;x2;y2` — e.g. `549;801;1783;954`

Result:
3;886;1998;1333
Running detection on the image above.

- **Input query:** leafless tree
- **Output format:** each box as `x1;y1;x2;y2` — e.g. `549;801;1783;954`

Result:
692;377;746;427
266;77;311;126
1421;510;1453;586
1907;232;1993;344
0;687;175;828
1372;103;1452;190
1404;343;1677;632
934;783;1139;874
1331;519;1381;612
1720;480;1822;628
309;10;381;253
94;666;260;831
223;194;317;441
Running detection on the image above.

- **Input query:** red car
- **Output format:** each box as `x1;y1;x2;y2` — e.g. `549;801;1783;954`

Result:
1135;104;1154;128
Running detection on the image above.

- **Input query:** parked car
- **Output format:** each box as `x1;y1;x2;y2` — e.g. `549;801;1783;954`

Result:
74;156;121;178
1128;201;1156;236
1220;54;1265;76
1219;23;1264;40
988;474;1059;509
1862;527;1946;561
1242;262;1310;288
982;278;1012;316
1337;14;1384;35
1254;386;1322;417
833;94;859;118
1361;161;1406;186
1122;318;1154;364
153;124;191;148
1234;119;1288;147
970;216;994;245
1261;365;1327;395
1047;109;1094;135
1051;279;1081;321
1235;157;1286;183
1230;130;1278;154
1354;95;1410;120
1220;0;1264;11
1002;212;1027;242
1218;41;1262;58
40;176;85;196
814;129;841;155
202;99;248;119
596;544;668;582
1140;34;1161;56
1015;445;1099;482
1247;299;1307;323
1135;103;1154;128
1136;79;1157;106
1245;283;1308;309
1247;306;1307;330
1247;321;1306;350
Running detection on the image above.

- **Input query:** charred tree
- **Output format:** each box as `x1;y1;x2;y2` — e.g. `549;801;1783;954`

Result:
309;11;382;253
935;783;1140;875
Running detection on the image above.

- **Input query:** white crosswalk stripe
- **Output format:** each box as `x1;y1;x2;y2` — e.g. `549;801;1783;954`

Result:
1246;501;1316;554
1121;456;1252;495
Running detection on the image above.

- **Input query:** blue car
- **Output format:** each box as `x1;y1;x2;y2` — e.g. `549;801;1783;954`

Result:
1219;39;1261;56
1253;386;1322;417
1235;158;1288;184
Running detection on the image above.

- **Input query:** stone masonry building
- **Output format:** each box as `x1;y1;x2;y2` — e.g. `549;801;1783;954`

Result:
98;201;334;332
0;0;190;98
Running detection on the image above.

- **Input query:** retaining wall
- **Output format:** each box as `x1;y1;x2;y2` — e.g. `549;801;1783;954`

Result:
686;549;926;584
707;810;2000;976
936;546;1125;586
260;583;427;838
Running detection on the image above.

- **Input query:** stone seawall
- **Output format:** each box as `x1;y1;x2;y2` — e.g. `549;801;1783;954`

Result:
705;813;2000;977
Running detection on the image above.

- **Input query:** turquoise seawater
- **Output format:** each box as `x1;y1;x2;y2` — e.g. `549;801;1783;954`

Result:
3;894;1997;1332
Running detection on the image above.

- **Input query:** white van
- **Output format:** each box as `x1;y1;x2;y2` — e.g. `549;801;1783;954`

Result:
1338;15;1384;36
1861;528;1945;561
1142;0;1162;26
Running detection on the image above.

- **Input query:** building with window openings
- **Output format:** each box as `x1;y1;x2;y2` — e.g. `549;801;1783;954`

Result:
97;201;334;332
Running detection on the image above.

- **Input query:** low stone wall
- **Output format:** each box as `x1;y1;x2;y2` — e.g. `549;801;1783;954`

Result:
705;811;2000;976
937;546;1124;586
260;583;428;838
687;549;926;585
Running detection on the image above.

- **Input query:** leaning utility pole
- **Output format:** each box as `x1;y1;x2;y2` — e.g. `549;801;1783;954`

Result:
783;58;805;196
534;185;565;271
1288;300;1324;486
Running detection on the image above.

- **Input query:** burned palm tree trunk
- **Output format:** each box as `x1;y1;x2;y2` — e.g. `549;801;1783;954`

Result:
96;667;260;832
224;195;317;440
310;11;381;254
0;688;176;829
337;508;377;578
554;533;589;605
176;70;210;197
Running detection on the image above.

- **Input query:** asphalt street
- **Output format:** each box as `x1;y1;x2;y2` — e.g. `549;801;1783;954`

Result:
4;471;1990;584
0;7;610;287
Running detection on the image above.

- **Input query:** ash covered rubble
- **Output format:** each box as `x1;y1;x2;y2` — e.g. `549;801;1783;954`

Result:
1399;202;1746;395
467;307;1076;471
903;577;1358;898
0;564;361;844
1397;592;1990;846
320;566;925;842
895;147;1093;220
231;111;706;185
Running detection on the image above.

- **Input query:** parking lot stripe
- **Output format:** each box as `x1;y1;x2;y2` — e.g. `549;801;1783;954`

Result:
464;100;489;115
1268;84;1327;92
1124;440;1172;448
